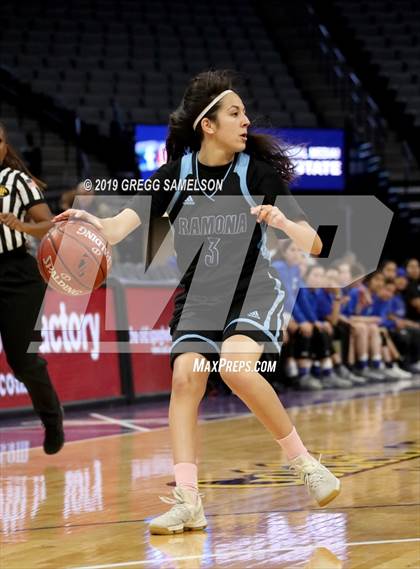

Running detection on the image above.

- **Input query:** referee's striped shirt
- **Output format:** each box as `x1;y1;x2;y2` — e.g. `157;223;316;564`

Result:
0;166;45;254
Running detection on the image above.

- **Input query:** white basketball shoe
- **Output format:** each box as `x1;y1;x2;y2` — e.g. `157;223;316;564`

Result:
304;546;343;568
149;487;207;535
289;454;341;507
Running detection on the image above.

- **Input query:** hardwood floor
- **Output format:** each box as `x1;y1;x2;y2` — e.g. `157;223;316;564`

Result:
1;390;419;568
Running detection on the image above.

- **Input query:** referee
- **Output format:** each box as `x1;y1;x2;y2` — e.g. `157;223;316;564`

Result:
0;122;64;454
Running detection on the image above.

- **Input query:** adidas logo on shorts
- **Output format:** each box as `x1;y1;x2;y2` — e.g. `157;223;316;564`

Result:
247;310;261;320
184;196;195;205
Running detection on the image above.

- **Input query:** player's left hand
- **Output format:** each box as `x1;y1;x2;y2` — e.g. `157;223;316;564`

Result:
0;213;26;232
250;205;287;230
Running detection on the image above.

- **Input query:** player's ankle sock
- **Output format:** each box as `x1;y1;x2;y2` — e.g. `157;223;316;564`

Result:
322;359;333;377
357;356;368;370
312;361;321;378
276;426;311;461
298;366;310;377
371;356;382;369
285;359;298;378
174;462;198;495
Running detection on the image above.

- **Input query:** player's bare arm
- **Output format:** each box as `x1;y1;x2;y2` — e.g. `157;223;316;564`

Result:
53;207;141;245
250;204;322;255
0;203;54;239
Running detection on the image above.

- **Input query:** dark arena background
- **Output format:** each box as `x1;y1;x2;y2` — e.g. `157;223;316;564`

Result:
1;1;419;568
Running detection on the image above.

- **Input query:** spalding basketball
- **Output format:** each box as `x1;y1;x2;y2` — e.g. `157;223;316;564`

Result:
37;219;112;296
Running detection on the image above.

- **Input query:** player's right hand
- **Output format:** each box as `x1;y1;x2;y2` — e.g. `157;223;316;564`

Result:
53;209;104;231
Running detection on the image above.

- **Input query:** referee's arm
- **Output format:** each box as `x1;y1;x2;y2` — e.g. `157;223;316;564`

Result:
0;172;53;239
0;203;53;239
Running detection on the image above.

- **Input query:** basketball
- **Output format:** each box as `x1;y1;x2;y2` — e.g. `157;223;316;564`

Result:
37;219;112;296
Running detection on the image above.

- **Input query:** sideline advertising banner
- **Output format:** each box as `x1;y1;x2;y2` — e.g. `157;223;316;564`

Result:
0;288;121;411
124;287;174;395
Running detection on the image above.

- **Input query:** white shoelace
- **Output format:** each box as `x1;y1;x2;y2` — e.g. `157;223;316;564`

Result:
290;455;326;490
159;488;204;510
156;493;192;523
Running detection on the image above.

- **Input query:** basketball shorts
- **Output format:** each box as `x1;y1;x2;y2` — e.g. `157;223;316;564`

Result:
169;285;285;378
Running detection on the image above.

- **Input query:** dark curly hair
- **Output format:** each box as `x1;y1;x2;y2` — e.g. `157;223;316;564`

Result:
166;69;295;183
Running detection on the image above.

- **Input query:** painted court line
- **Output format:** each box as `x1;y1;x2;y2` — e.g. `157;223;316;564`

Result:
68;537;420;569
1;419;139;431
89;413;150;432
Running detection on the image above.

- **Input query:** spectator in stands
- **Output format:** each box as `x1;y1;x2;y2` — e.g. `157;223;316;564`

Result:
395;268;420;338
324;265;368;379
395;267;409;295
369;279;413;380
297;249;311;278
340;271;387;382
272;240;303;384
336;261;353;293
353;271;413;380
301;265;353;389
380;260;397;281
289;265;351;390
325;266;340;285
289;264;323;391
272;240;301;324
382;278;420;374
404;258;420;322
316;268;366;386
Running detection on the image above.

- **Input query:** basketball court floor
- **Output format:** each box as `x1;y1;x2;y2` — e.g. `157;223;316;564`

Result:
1;379;420;568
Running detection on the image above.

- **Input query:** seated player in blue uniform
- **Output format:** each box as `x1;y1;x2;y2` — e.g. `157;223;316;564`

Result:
370;280;416;378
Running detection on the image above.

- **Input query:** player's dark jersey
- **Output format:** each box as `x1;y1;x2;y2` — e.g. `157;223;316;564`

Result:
130;152;306;297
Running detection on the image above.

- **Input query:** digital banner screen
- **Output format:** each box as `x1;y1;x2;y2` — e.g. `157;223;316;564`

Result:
134;125;168;179
271;128;344;190
134;125;345;190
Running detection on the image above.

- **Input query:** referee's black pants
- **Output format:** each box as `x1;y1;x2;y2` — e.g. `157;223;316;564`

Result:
0;249;62;425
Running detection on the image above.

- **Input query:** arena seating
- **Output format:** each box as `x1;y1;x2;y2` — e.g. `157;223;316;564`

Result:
0;0;418;234
335;0;420;128
315;0;420;233
256;0;420;184
0;0;317;136
0;99;109;192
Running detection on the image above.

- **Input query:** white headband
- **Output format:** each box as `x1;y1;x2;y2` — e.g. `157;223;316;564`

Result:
193;89;233;131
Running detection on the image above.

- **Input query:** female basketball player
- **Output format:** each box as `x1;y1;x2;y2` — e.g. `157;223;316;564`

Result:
55;70;341;533
0;122;64;454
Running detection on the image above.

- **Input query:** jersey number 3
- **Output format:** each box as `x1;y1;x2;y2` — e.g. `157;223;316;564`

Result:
204;237;220;267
